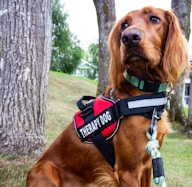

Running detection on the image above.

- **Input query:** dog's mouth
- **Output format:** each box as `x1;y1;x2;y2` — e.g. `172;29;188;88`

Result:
124;53;152;64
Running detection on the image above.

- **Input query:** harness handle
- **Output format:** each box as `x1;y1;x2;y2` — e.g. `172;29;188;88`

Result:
77;96;95;110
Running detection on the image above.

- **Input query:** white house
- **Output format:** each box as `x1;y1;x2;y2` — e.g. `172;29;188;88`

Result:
73;59;98;80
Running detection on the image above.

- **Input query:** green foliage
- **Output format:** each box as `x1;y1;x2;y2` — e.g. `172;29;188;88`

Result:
86;43;99;80
51;0;83;74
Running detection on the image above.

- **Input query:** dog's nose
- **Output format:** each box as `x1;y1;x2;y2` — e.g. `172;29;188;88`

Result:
121;28;142;46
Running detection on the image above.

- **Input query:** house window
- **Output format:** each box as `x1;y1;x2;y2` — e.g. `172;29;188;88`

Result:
185;84;190;96
184;83;190;105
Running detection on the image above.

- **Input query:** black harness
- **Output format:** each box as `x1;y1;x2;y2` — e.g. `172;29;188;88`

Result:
73;92;168;167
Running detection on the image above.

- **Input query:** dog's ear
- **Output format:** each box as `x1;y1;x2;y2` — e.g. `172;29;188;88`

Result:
108;21;125;87
162;10;190;85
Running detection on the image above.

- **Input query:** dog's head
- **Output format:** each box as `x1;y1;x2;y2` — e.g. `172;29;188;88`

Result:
108;6;190;88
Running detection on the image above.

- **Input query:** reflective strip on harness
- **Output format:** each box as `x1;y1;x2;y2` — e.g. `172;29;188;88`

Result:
128;97;167;109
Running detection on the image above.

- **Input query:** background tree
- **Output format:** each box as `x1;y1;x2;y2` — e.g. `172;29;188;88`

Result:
0;0;52;155
93;0;116;95
87;43;99;80
51;0;83;74
169;0;191;132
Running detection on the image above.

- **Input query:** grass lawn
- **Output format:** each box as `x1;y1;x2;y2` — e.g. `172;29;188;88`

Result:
0;71;192;187
155;133;192;187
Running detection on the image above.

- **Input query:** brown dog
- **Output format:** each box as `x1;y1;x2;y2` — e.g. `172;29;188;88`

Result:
27;6;189;187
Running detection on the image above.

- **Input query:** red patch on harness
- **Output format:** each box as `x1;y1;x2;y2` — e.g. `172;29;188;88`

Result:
73;95;119;143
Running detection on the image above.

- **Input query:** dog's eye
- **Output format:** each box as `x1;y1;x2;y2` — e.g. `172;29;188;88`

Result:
149;16;160;24
121;21;128;30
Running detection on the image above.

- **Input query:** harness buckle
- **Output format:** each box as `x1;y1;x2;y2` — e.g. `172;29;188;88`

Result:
143;80;160;92
147;108;159;136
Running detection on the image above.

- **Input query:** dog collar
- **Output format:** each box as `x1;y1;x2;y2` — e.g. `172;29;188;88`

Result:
123;70;169;93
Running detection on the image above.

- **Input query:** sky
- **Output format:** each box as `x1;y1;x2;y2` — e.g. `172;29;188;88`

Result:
61;0;192;53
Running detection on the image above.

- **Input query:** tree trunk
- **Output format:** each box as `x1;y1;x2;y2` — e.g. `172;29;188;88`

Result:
172;0;191;40
93;0;116;95
169;0;191;131
0;0;52;155
169;83;188;126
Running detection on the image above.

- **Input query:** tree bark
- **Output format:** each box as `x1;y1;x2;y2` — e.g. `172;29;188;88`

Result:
93;0;116;95
172;0;191;40
0;0;52;155
169;0;191;131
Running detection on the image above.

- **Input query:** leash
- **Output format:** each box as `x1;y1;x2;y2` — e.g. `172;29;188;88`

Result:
146;108;167;187
123;70;170;186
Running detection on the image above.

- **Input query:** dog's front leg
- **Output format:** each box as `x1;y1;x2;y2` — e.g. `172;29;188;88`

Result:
118;170;141;187
140;167;152;187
